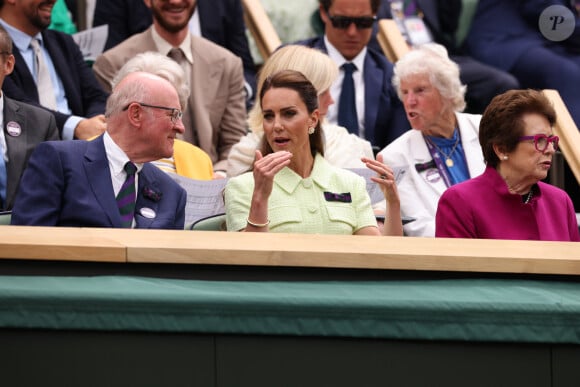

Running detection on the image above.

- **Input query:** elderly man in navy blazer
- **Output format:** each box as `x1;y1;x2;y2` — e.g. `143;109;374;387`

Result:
0;0;108;140
11;71;187;229
297;0;409;151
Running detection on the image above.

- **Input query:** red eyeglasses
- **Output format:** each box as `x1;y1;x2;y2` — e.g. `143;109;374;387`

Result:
518;134;559;152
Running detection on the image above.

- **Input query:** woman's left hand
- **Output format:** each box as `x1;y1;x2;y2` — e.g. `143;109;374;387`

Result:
362;154;400;205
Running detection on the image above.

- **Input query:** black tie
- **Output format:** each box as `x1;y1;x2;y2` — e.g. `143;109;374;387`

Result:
338;62;358;135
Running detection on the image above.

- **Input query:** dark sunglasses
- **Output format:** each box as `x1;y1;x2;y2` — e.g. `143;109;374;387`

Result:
328;14;377;29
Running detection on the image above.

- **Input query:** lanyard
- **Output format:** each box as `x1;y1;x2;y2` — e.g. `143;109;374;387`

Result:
423;137;453;188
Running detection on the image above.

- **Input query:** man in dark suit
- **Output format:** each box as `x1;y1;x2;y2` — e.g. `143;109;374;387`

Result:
11;71;187;229
297;0;409;151
93;0;257;107
369;0;520;114
0;24;58;211
0;0;108;140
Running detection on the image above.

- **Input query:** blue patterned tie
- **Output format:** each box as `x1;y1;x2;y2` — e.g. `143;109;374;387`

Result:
116;162;137;228
338;62;358;135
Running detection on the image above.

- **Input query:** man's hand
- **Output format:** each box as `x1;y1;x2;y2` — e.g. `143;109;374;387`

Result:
74;114;106;139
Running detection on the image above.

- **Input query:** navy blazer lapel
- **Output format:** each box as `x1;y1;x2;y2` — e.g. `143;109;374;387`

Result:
84;136;121;227
10;44;39;102
134;165;161;229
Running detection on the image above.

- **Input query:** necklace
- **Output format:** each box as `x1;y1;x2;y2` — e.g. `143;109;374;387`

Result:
524;189;533;204
426;133;460;167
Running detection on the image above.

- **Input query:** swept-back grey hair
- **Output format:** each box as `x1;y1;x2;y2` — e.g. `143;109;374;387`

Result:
392;43;466;112
111;51;189;110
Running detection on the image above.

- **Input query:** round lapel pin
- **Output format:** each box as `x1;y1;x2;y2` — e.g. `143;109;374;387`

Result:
6;121;21;137
140;207;156;219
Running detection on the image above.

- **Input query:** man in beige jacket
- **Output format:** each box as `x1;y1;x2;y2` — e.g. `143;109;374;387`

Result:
93;0;247;174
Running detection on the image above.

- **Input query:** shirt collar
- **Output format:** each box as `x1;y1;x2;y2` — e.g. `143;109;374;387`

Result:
151;27;194;64
0;18;40;52
324;35;367;71
274;153;333;194
103;131;144;177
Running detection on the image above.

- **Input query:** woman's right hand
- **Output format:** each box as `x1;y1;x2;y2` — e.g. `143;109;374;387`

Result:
252;150;292;200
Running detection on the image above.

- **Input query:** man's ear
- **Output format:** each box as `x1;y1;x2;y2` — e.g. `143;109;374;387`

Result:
3;54;14;76
126;103;142;126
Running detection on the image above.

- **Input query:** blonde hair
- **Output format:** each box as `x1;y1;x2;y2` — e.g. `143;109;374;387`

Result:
248;45;338;134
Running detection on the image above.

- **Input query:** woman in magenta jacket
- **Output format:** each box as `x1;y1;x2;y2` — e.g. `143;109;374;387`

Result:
435;89;580;241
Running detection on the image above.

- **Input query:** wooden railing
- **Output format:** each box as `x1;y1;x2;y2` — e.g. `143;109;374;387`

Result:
376;19;410;63
1;226;579;275
542;89;580;186
241;0;281;61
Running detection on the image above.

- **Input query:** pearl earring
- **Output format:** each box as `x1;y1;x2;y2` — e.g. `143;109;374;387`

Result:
308;126;315;135
503;155;508;160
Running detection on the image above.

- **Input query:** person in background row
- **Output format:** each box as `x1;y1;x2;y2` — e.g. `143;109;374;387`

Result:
227;44;374;177
93;0;247;175
92;0;256;109
377;43;485;237
0;0;108;140
436;89;580;241
225;70;403;236
369;0;519;114
296;0;409;151
110;51;214;180
464;0;580;212
11;70;187;229
0;24;58;211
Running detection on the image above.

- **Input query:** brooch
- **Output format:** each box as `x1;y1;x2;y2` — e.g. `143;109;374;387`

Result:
142;187;162;202
324;191;352;203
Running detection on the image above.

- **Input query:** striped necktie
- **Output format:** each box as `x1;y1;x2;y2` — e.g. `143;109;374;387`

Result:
116;162;137;228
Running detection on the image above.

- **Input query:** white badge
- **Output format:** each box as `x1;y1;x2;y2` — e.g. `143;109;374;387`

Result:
6;121;21;137
140;207;156;219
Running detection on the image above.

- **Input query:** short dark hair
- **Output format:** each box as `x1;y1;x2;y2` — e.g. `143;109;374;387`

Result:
259;69;324;158
479;89;556;168
319;0;380;14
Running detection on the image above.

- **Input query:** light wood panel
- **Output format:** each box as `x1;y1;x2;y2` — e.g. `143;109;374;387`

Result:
1;226;579;275
376;19;409;63
241;0;281;60
85;228;580;276
542;89;580;185
0;226;125;262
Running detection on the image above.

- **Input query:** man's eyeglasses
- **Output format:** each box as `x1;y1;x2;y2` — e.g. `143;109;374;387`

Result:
328;14;377;29
518;134;559;152
123;102;183;124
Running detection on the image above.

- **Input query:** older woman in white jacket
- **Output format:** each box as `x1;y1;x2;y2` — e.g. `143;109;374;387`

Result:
226;45;374;177
377;43;486;237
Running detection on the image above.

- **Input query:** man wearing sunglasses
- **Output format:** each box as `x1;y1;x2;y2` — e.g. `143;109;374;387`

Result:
296;0;409;152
